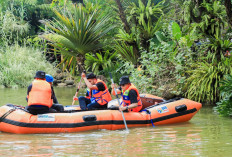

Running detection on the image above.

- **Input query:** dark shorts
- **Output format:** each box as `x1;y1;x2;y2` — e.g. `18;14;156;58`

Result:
78;96;108;110
26;105;50;115
26;104;64;115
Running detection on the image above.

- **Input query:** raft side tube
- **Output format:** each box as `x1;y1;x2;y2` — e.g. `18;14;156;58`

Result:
0;97;202;134
147;99;202;125
110;110;150;130
145;97;183;110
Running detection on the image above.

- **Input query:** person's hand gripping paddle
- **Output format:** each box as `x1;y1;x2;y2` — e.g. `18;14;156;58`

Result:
72;71;85;105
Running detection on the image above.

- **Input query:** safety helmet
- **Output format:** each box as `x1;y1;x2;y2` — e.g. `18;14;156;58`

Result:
45;74;54;82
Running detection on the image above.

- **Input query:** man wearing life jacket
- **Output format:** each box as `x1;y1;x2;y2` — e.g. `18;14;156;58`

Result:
111;76;143;112
45;74;64;112
26;71;54;115
73;72;112;110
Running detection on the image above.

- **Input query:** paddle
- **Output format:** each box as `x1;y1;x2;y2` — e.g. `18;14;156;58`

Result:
109;72;129;132
72;71;85;105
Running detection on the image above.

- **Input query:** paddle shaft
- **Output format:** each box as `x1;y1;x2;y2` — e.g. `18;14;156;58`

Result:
72;77;83;105
109;73;129;131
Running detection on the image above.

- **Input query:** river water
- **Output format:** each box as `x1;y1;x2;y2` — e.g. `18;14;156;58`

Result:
0;87;232;157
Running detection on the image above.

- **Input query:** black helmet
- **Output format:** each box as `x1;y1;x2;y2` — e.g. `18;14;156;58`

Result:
34;71;46;79
119;76;131;85
86;73;96;79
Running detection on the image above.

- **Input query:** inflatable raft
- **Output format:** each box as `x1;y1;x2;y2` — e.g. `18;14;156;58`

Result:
0;94;202;134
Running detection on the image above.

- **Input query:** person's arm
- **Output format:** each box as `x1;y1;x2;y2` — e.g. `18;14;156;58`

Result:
119;90;138;111
51;86;59;104
26;84;32;102
82;72;98;90
73;90;89;101
111;83;121;95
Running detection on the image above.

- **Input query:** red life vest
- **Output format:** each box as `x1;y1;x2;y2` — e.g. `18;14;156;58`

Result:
28;80;53;108
122;84;143;112
89;79;112;105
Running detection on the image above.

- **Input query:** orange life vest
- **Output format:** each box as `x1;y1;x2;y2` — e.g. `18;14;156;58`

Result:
89;79;112;105
122;84;143;112
28;80;53;108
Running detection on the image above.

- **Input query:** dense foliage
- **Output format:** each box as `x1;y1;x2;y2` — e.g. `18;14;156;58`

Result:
214;75;232;116
0;0;56;88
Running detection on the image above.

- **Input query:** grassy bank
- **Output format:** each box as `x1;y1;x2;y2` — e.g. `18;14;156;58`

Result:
0;44;56;88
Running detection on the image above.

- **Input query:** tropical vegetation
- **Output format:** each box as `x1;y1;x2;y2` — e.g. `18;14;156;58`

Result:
0;0;232;116
214;75;232;117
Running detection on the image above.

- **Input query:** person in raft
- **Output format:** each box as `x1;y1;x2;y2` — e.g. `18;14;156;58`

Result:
111;76;143;112
26;71;57;115
73;72;112;110
45;74;64;112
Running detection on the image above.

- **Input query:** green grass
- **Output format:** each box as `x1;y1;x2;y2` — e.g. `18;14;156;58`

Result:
0;44;56;88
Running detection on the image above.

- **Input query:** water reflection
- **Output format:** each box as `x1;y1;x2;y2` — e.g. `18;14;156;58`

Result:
0;126;204;156
0;88;232;156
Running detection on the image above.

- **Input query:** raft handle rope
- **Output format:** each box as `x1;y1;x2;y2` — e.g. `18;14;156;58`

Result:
141;109;155;127
145;97;183;110
0;106;17;123
6;104;29;113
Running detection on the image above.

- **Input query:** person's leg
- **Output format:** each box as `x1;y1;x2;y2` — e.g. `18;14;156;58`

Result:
99;103;108;109
49;108;57;113
51;104;64;112
26;106;49;115
79;96;91;110
87;102;105;110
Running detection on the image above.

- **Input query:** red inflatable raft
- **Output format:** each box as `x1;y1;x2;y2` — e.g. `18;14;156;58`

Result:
0;94;202;134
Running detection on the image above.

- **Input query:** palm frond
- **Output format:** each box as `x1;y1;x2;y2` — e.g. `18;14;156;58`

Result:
40;3;115;74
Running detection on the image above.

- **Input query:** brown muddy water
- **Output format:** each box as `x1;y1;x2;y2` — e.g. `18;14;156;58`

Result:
0;87;232;157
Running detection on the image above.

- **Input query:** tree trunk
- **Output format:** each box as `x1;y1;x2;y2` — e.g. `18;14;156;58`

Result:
72;0;85;6
72;0;83;4
190;0;206;23
224;0;232;29
141;0;147;5
76;55;85;73
114;0;141;65
114;0;131;34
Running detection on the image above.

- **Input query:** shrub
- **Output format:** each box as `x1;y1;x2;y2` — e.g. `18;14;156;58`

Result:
214;75;232;116
0;44;56;88
120;40;186;96
184;56;232;104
